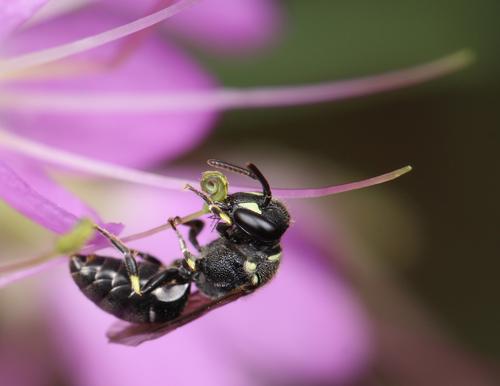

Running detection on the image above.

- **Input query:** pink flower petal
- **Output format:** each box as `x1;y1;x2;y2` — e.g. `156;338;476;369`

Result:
0;0;197;74
1;6;216;168
0;156;124;288
0;0;48;41
101;0;281;54
0;160;79;234
1;152;101;220
165;0;282;54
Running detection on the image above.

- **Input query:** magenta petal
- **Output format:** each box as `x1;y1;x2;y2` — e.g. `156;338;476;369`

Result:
0;156;121;238
1;152;101;221
103;0;282;54
0;160;79;234
0;0;48;41
165;0;282;53
2;6;216;168
0;0;197;73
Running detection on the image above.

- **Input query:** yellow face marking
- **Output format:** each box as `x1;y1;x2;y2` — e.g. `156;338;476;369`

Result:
267;253;281;262
239;202;262;214
244;261;257;272
251;275;259;286
130;275;142;295
219;212;232;225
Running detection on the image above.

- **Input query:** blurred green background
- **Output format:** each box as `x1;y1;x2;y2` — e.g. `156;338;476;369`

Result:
174;0;500;358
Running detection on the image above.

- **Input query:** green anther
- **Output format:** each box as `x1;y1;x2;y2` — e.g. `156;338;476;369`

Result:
55;218;95;254
200;170;229;202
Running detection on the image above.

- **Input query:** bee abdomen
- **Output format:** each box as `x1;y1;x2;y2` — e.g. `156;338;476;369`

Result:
70;255;133;301
70;255;190;324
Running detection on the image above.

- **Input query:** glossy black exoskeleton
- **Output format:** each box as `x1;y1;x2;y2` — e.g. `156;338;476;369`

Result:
70;160;290;326
70;254;190;323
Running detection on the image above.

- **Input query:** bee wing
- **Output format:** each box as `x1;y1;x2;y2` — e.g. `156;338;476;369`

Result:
106;289;252;346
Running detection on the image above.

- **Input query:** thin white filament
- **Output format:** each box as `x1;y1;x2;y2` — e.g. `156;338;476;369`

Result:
0;129;412;199
0;50;474;112
0;0;198;75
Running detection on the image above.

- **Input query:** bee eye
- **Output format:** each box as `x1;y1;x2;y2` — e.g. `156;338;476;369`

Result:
233;208;283;242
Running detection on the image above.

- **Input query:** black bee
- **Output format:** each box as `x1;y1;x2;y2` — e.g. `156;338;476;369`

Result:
70;160;290;344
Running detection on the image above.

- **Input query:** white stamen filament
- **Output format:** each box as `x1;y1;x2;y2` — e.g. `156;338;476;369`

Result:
0;0;198;76
0;50;474;112
0;128;193;190
0;129;412;199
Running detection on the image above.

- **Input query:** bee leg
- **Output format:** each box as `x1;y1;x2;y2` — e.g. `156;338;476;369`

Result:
183;220;204;252
168;217;197;273
185;184;232;225
94;226;143;295
140;267;188;294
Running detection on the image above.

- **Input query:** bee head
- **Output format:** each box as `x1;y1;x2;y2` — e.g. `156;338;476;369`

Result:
206;160;290;245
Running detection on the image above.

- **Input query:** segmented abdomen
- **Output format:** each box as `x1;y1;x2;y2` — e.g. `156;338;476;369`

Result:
70;255;189;323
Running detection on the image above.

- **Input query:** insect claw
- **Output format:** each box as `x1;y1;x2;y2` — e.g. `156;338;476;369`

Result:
167;217;181;230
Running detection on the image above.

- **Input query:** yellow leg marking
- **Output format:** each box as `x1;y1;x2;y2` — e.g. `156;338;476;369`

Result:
219;212;232;225
251;275;259;286
267;253;281;263
186;258;196;271
244;261;257;273
130;275;142;295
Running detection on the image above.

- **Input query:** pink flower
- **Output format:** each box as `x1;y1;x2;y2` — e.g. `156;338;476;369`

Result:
0;2;475;386
0;122;415;385
1;3;216;167
101;0;283;54
0;0;48;41
0;140;394;385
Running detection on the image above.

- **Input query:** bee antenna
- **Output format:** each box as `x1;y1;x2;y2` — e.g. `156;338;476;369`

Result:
207;159;255;178
206;159;272;206
246;163;272;206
